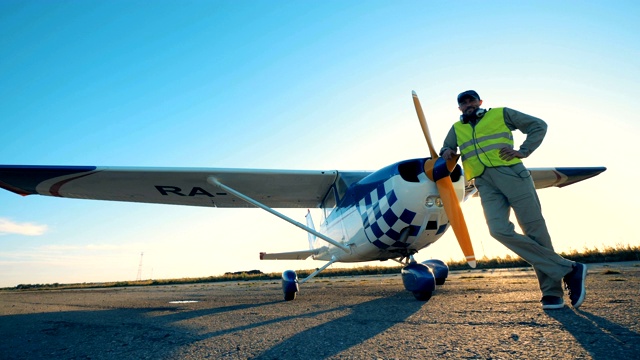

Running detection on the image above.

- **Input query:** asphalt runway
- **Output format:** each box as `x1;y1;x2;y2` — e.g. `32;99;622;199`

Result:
1;262;638;360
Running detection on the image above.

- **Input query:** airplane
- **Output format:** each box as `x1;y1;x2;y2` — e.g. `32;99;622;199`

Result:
0;92;606;302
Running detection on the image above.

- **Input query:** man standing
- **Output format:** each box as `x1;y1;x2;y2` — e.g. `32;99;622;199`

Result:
440;90;587;309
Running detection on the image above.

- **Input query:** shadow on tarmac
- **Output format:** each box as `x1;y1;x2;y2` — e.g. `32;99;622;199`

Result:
0;299;283;359
252;292;425;359
545;308;640;359
0;293;423;359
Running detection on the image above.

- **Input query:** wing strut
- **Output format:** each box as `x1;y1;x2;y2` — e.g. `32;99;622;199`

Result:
299;256;338;284
207;177;350;253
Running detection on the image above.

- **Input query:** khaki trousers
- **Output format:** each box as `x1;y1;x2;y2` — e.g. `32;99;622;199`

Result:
474;163;574;297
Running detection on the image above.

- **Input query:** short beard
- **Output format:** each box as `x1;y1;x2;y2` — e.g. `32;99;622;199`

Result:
461;109;479;124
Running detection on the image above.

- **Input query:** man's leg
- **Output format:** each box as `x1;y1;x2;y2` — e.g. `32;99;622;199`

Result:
498;172;565;296
520;219;564;297
494;165;572;296
475;169;573;289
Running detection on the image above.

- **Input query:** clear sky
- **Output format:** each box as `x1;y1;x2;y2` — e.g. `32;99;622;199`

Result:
1;1;638;287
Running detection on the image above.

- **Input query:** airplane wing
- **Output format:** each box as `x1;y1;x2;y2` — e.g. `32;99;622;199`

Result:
0;165;370;208
462;166;606;199
0;165;604;208
529;167;606;189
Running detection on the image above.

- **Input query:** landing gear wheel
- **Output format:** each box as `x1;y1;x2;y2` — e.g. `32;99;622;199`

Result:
402;263;436;302
412;291;433;301
281;270;299;302
284;291;296;301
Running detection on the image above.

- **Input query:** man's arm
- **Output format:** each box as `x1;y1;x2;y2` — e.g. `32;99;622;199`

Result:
439;126;458;160
503;107;548;158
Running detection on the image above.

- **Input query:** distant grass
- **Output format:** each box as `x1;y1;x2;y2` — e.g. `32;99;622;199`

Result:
3;244;638;291
446;243;640;271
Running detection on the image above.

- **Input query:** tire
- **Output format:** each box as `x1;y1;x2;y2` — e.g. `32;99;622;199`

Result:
284;291;296;301
413;291;432;301
436;278;446;286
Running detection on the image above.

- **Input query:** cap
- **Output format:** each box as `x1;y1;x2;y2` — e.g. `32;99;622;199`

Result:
457;90;480;104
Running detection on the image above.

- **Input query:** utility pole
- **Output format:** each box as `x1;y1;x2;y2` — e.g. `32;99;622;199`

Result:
136;252;143;281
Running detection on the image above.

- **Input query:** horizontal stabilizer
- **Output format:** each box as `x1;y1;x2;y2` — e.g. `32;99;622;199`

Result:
260;249;319;260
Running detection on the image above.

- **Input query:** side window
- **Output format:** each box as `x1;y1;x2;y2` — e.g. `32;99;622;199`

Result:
322;187;337;219
335;175;347;201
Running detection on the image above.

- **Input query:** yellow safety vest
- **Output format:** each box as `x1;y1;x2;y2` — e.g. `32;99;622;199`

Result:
454;108;522;181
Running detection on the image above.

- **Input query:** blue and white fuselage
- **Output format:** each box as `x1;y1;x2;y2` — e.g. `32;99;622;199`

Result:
313;158;465;263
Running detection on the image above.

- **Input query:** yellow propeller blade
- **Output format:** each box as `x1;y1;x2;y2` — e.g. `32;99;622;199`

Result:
412;90;476;268
436;179;476;268
412;90;437;158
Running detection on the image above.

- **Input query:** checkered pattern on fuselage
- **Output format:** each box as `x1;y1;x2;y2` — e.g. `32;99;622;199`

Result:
357;180;422;250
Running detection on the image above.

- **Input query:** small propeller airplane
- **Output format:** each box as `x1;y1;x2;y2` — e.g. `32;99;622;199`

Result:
0;92;605;302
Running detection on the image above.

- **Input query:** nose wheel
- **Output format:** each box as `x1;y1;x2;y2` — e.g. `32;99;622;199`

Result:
401;261;435;301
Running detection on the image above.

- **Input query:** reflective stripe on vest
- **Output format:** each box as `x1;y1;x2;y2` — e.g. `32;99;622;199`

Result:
453;107;522;180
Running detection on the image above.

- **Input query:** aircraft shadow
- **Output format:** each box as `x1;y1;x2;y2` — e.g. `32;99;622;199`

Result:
0;292;423;359
545;308;640;359
155;300;282;324
252;293;425;359
0;299;281;360
0;308;193;359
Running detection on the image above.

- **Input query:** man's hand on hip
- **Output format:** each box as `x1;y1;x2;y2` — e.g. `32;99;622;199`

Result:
499;147;524;161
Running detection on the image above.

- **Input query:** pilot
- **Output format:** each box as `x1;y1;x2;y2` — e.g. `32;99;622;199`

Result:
440;90;587;310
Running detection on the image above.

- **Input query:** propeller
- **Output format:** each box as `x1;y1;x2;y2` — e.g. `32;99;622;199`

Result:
412;91;476;268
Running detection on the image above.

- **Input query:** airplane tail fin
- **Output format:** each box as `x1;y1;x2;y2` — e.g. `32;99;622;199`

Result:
306;209;317;250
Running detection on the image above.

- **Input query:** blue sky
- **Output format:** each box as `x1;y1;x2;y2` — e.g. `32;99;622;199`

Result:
1;1;638;287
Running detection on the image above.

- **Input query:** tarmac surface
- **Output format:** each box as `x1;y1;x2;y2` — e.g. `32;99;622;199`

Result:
1;262;639;360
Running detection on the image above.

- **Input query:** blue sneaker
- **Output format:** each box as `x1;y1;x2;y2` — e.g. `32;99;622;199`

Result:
563;263;587;308
541;295;565;310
